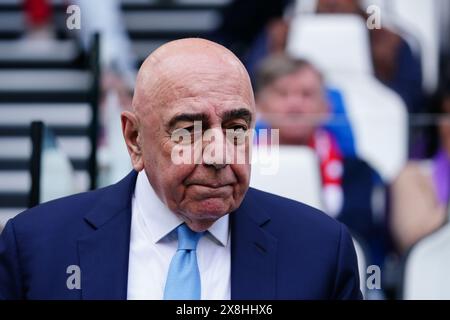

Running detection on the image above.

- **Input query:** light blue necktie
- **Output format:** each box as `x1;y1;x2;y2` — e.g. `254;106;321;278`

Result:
163;223;204;300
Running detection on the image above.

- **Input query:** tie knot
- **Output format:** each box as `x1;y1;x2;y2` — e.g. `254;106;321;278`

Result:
176;224;203;250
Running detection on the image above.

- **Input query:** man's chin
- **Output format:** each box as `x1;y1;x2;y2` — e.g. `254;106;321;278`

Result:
184;198;232;220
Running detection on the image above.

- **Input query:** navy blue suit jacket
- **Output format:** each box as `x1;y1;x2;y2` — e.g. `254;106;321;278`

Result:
0;171;362;299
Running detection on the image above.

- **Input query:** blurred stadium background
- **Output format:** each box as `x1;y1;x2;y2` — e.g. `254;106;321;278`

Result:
0;0;449;300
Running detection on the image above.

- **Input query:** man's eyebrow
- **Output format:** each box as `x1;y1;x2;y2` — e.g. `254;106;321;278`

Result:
167;113;210;129
222;108;252;124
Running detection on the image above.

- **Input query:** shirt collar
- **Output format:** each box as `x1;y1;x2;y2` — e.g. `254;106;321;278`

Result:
134;170;229;247
207;214;229;247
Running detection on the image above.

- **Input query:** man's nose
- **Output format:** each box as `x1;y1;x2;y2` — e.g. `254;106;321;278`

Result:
285;94;304;113
202;128;228;170
205;161;227;170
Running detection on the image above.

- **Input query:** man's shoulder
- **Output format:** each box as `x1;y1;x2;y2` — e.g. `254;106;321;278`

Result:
242;188;361;299
245;187;343;237
9;171;137;237
9;184;114;237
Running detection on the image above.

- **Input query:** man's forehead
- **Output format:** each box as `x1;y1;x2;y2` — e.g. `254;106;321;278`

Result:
151;65;254;112
144;42;245;84
155;58;249;97
133;39;255;117
150;38;241;66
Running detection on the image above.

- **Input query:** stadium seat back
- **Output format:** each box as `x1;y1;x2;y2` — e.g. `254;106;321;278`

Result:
403;221;450;299
250;145;324;210
287;14;373;76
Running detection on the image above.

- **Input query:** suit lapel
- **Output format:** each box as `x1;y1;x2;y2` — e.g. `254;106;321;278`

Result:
230;189;278;299
77;171;137;300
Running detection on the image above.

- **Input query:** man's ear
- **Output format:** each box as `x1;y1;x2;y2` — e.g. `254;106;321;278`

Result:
121;111;144;171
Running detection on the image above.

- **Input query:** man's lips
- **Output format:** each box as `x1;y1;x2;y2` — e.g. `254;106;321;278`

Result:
189;183;233;188
185;183;234;198
185;179;236;188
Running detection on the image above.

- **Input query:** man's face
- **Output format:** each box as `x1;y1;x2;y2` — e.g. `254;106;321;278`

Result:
258;67;328;145
135;59;255;228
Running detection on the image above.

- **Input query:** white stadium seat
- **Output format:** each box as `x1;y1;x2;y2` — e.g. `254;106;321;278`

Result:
403;221;450;299
363;0;440;93
287;14;374;76
294;0;441;94
327;74;408;182
250;145;324;211
389;0;441;94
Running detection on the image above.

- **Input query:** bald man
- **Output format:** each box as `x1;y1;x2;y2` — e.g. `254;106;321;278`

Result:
0;39;362;300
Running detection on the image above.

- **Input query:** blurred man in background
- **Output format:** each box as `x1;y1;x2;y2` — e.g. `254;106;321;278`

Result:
255;54;387;269
255;54;349;217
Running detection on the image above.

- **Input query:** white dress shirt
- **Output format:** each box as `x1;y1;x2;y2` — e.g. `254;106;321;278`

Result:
127;170;231;300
